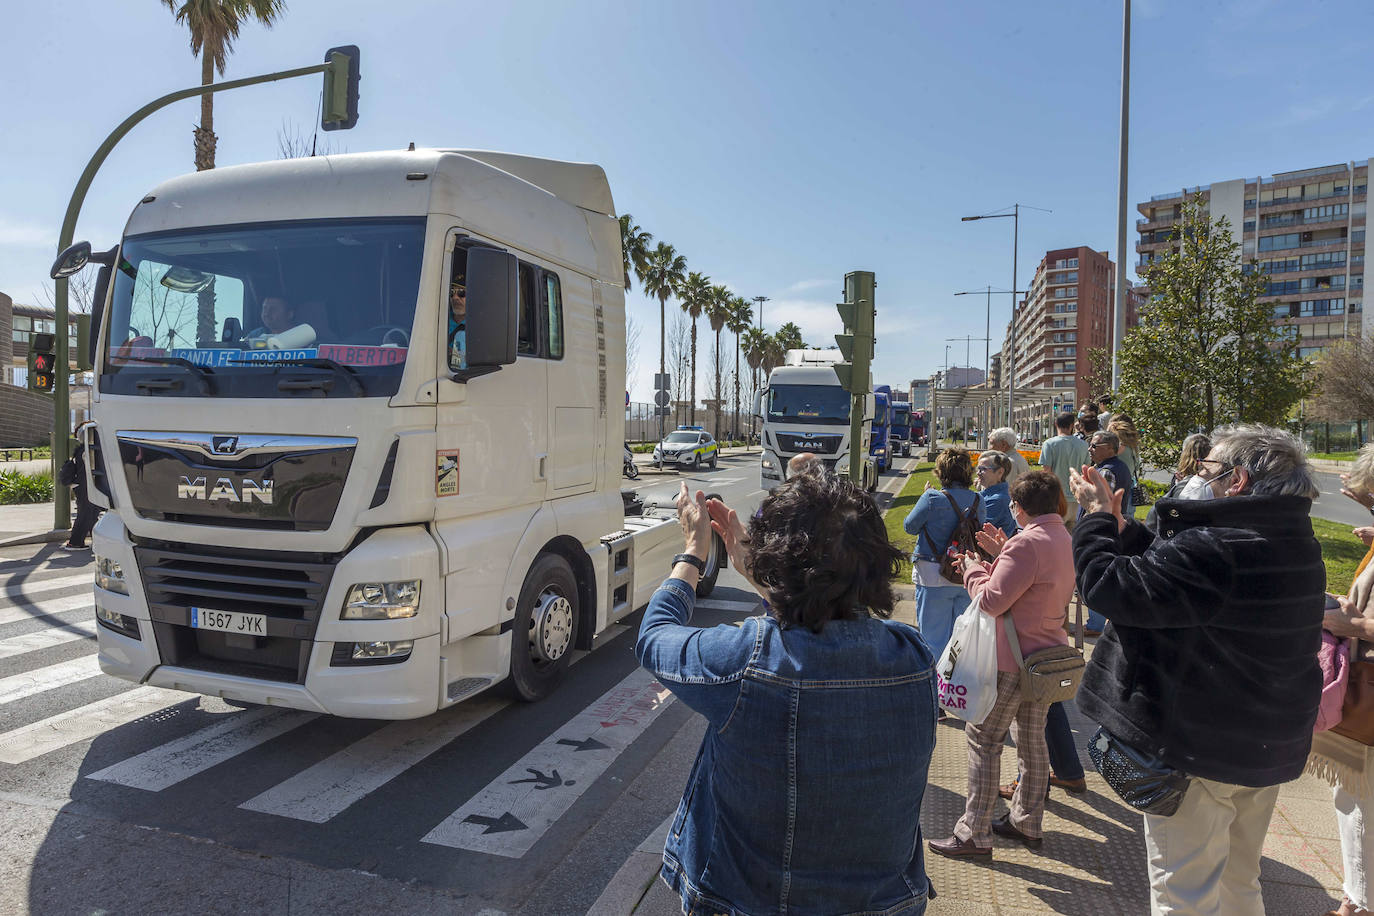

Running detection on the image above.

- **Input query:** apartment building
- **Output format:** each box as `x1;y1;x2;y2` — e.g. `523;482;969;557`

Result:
1137;160;1369;357
1000;246;1142;433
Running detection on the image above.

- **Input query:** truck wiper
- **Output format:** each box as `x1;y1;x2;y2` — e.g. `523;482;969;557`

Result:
231;357;366;396
118;355;214;394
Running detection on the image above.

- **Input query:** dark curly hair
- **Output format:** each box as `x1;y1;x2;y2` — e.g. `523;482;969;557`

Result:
747;472;903;632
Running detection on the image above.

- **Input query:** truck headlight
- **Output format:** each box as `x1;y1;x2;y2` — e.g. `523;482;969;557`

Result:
762;457;774;469
95;555;129;595
341;580;421;619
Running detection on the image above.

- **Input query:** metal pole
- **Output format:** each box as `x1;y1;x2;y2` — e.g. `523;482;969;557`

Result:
1111;0;1130;392
1009;204;1019;427
985;286;992;385
49;60;333;531
753;295;769;330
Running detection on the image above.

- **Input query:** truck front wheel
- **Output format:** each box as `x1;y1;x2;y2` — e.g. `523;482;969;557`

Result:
507;553;579;702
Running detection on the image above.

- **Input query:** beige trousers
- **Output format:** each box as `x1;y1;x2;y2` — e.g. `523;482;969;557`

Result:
1142;777;1280;916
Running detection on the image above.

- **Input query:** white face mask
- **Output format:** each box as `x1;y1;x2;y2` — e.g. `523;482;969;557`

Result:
1178;474;1217;501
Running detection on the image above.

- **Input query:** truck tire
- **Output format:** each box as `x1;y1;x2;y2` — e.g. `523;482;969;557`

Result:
695;532;725;598
506;553;579;702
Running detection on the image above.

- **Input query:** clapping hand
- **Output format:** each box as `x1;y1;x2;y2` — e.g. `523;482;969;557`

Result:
953;550;986;579
1355;526;1374;548
974;522;1007;557
674;482;713;560
1342;474;1374;510
1069;464;1127;532
706;495;768;599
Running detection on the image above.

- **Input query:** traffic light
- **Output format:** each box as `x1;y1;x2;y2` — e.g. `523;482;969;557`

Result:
321;45;360;131
834;271;875;395
28;332;56;393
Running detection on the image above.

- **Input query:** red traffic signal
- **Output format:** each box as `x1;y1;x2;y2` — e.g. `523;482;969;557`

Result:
28;332;56;394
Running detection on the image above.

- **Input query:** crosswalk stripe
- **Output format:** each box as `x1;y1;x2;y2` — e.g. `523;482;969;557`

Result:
0;654;103;706
86;706;318;791
0;685;188;765
239;696;508;822
0;572;92;602
0;593;94;626
422;667;675;857
0;620;98;660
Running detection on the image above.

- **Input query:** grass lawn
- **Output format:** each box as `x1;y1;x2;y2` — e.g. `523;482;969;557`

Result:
1309;451;1357;462
883;476;1369;594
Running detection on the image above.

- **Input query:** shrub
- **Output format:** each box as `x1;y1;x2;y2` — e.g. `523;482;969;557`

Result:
0;470;54;505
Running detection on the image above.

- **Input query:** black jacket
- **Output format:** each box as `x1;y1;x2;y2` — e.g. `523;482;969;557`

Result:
1072;494;1324;788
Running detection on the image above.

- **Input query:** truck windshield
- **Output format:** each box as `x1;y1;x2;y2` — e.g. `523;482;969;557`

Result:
893;406;910;428
766;384;849;425
103;218;425;398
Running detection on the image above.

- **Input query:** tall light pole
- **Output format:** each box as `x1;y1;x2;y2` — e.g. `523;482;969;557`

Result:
753;295;769;330
955;287;1028;385
1111;0;1131;392
962;205;1049;428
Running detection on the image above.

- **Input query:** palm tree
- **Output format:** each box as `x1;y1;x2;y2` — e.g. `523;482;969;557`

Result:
743;327;770;441
641;243;687;441
163;0;285;344
761;333;786;377
704;285;734;441
727;296;753;440
618;214;652;292
677;271;711;425
163;0;287;172
776;322;804;352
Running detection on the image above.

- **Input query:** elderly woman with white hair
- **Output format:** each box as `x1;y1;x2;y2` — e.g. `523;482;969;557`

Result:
987;427;1030;485
1340;443;1374;575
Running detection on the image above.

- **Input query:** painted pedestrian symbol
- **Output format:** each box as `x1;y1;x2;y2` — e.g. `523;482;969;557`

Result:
508;767;573;790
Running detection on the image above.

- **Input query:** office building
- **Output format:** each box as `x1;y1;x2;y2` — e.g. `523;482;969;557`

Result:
1137;160;1368;356
999;246;1142;434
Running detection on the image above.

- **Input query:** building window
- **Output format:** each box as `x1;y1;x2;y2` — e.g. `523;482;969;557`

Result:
1062;362;1076;373
1243;220;1255;232
1298;297;1345;316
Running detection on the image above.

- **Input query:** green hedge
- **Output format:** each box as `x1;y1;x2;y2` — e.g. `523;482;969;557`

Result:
0;470;54;505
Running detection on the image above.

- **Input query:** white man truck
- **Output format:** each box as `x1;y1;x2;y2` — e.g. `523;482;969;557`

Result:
755;348;875;491
75;149;723;719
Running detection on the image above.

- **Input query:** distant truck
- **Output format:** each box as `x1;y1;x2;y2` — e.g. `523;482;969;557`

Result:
871;384;892;473
911;409;929;447
890;399;912;457
756;350;875;491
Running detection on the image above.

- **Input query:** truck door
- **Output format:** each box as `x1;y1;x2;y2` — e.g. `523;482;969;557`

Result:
544;270;597;498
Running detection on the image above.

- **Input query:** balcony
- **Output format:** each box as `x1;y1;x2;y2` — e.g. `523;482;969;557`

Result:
1151;184;1209;202
1136;213;1178;230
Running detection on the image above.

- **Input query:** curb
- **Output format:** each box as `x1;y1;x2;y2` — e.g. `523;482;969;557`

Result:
0;529;70;548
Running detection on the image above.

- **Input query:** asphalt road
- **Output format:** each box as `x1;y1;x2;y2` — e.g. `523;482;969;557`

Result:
0;451;924;916
1144;467;1370;529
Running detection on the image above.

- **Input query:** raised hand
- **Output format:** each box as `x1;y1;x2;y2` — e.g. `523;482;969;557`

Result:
974;522;1007;557
675;482;712;559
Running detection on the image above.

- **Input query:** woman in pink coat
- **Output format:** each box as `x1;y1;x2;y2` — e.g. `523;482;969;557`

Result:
929;469;1077;861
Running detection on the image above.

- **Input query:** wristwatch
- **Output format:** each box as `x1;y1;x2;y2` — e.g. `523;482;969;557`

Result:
672;553;706;573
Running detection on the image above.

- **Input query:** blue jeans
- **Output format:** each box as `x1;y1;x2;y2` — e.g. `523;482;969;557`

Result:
1045;702;1086;780
915;584;971;663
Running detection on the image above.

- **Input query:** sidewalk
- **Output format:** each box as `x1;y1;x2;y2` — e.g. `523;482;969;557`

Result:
609;590;1346;915
0;501;71;547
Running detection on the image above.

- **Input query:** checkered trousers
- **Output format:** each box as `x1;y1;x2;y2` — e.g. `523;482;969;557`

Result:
953;669;1052;846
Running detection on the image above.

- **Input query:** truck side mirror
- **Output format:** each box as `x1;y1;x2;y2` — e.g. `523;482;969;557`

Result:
454;247;518;380
752;391;764;418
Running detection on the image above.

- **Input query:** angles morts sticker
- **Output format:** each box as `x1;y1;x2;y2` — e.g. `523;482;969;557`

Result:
436;449;459;497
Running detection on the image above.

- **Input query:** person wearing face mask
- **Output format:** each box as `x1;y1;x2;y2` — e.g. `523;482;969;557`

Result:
1069;423;1325;916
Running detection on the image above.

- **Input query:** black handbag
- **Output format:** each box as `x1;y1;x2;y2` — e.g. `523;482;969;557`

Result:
1087;726;1191;817
56;458;80;487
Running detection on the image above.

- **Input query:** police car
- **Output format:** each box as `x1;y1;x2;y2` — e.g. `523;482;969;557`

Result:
653;426;719;469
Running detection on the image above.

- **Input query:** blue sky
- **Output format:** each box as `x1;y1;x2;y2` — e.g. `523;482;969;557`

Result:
3;0;1372;401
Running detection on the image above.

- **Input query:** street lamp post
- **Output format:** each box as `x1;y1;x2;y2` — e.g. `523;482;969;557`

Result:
961;205;1049;429
753;295;769;330
1111;0;1131;392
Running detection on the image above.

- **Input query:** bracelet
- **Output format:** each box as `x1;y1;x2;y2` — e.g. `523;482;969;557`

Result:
672;553;706;573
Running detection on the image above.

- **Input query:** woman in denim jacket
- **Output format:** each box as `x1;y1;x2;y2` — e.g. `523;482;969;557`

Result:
638;476;938;915
902;448;985;663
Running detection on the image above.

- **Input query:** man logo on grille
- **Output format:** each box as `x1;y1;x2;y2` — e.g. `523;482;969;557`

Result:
212;436;239;455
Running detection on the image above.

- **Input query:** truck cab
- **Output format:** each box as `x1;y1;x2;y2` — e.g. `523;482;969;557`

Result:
890;400;912;458
79;149;716;719
871;385;892;473
756;359;875;491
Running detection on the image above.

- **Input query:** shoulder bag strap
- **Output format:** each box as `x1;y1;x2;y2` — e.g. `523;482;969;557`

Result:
1001;613;1029;673
936;489;965;554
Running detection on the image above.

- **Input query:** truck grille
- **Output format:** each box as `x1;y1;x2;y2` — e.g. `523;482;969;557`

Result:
134;540;336;684
774;433;842;455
